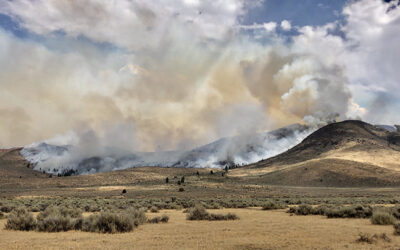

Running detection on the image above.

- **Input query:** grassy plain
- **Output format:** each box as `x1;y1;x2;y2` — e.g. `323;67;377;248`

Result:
1;208;400;250
2;146;400;249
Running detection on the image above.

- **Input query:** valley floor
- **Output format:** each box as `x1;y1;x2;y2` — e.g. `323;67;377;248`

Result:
1;208;399;250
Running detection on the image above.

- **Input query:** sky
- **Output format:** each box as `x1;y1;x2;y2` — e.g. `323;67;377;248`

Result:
0;0;400;152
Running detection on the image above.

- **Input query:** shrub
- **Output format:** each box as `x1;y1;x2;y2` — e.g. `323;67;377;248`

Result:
37;215;80;232
125;207;147;225
148;215;169;223
186;205;238;221
179;188;185;192
36;206;83;232
357;233;376;244
208;213;239;221
262;201;286;210
82;212;134;233
394;222;400;235
161;214;169;223
5;208;36;231
186;205;209;220
0;211;4;219
288;204;375;218
122;189;127;194
391;206;400;219
371;210;396;225
150;206;159;213
357;233;391;244
1;206;13;213
148;216;161;223
326;205;372;219
289;204;313;215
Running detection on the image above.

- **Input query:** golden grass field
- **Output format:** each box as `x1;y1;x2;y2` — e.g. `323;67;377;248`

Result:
1;208;399;250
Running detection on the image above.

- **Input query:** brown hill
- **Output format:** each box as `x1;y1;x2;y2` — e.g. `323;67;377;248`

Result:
231;120;400;187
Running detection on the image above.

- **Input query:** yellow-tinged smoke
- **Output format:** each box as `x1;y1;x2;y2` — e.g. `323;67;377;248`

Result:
0;28;353;151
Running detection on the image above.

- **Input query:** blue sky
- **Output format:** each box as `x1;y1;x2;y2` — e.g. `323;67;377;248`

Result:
0;0;350;44
243;0;348;27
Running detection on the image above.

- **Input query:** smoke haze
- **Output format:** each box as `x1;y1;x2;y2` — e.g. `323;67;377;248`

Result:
1;0;400;173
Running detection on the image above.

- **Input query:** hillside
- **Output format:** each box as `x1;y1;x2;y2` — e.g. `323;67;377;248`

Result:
3;120;400;189
231;120;400;187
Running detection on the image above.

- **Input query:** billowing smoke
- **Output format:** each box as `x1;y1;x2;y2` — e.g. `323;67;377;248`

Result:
21;124;315;175
1;0;399;174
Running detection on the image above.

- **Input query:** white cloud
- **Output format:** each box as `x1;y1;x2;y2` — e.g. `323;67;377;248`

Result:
280;20;291;30
0;0;257;50
263;22;277;32
342;0;400;91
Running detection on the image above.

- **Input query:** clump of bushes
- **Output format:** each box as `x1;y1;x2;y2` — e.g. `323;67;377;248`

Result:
4;205;149;234
147;215;169;223
82;212;135;233
36;206;83;232
326;205;372;219
289;204;314;215
288;204;374;218
262;201;286;210
186;205;238;221
0;211;4;219
82;208;147;233
5;208;36;231
370;209;395;225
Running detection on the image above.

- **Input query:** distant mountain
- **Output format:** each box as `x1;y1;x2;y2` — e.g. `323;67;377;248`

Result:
376;124;397;132
20;124;313;175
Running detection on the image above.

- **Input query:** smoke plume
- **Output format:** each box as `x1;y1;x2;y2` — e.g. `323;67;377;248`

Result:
1;0;399;173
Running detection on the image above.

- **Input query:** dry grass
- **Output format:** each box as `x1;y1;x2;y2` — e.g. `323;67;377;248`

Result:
1;209;400;249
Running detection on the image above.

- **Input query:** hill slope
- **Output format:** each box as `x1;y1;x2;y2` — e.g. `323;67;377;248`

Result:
231;120;400;187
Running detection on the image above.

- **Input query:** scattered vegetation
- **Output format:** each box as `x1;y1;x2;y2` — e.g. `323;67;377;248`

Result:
357;233;391;244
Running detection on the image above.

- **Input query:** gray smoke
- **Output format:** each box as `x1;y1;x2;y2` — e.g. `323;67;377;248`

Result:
21;124;314;175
